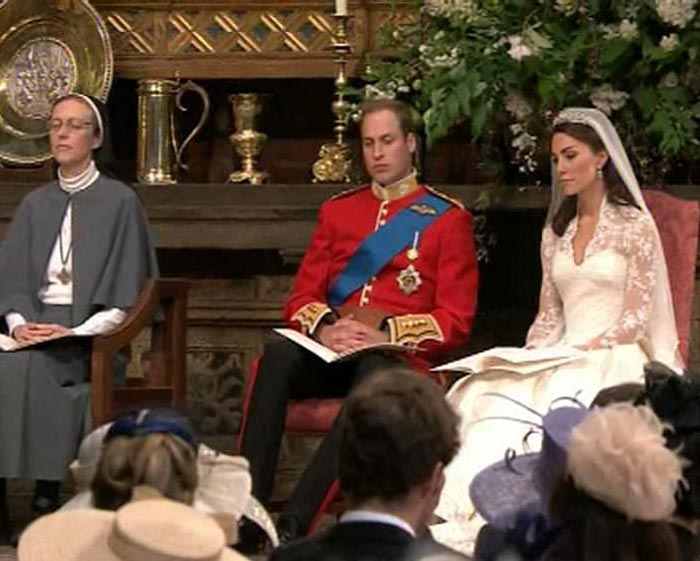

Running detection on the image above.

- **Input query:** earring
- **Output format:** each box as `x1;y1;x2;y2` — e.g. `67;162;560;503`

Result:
596;167;603;179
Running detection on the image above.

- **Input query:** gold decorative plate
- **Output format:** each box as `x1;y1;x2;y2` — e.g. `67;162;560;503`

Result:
0;0;113;165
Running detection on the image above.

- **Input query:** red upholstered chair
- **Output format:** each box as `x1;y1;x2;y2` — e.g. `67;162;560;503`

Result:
237;358;343;442
642;190;700;364
236;356;343;533
236;354;455;534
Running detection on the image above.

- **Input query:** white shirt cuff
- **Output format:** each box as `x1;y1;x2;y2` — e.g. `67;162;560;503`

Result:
5;312;27;337
72;308;127;337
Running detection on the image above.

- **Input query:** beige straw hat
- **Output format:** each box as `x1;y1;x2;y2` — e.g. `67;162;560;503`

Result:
18;498;248;561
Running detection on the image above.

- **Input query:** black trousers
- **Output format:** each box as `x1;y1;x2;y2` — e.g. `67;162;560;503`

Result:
240;339;405;533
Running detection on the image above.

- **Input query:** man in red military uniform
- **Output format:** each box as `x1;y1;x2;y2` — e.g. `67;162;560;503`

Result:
238;99;478;546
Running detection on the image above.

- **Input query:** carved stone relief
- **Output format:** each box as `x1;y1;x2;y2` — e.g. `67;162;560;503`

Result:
186;341;248;436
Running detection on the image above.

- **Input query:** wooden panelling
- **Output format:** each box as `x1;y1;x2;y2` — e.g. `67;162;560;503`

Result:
91;0;417;78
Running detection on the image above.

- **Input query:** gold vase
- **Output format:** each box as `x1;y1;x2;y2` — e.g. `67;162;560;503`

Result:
227;93;269;185
137;79;210;185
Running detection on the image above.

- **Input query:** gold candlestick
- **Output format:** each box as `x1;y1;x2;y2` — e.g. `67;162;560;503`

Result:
312;13;353;184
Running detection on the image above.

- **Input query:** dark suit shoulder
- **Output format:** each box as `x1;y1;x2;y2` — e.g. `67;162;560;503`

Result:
269;522;414;561
268;531;335;561
402;533;469;561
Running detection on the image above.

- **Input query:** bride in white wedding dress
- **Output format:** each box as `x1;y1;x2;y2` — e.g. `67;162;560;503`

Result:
431;107;683;554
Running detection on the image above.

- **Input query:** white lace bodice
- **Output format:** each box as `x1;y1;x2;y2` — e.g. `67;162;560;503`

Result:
526;200;658;350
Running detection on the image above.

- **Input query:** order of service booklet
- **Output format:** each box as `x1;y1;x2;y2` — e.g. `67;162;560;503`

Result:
274;328;408;363
0;331;82;352
432;346;586;375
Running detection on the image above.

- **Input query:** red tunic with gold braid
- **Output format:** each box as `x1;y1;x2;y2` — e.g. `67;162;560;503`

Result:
284;176;479;369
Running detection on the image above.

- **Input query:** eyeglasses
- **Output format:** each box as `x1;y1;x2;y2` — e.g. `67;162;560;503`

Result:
46;119;94;133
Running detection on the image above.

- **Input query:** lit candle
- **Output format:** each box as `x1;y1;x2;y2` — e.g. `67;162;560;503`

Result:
335;0;347;16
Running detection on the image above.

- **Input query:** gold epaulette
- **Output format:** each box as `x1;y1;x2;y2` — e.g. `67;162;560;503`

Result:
424;185;465;210
329;185;369;201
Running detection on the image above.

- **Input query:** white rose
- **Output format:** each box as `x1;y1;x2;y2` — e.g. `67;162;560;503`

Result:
660;33;680;51
618;19;639;40
505;93;534;121
662;72;680;88
507;35;534;60
590;84;630;115
554;0;577;16
654;0;697;28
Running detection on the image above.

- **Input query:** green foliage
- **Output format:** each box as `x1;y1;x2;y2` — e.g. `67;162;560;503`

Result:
362;0;700;184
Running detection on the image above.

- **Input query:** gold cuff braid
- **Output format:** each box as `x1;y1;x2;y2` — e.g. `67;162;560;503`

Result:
290;301;333;335
386;314;444;348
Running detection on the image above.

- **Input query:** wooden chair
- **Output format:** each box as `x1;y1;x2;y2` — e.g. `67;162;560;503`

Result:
642;190;700;363
90;278;190;427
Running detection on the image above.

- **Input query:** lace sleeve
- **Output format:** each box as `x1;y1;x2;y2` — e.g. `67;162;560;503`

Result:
526;227;565;348
585;215;658;350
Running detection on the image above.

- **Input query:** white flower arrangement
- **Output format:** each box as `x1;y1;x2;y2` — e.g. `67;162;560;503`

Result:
418;43;461;69
506;35;535;61
554;0;578;16
618;19;639;40
423;0;479;19
600;19;638;40
360;0;700;184
590;84;631;115
661;72;680;88
660;33;680;51
654;0;697;28
510;123;538;173
505;93;534;121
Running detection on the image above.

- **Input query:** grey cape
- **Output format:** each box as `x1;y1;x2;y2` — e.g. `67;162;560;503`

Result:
0;175;158;480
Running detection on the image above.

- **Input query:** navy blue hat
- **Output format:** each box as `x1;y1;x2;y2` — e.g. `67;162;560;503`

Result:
105;408;197;452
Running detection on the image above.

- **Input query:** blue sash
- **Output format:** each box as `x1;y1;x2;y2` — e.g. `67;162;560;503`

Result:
327;192;451;307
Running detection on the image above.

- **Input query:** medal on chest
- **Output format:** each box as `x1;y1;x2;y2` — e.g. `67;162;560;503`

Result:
397;231;422;295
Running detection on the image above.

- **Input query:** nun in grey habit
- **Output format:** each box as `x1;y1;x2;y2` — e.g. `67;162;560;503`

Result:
0;93;158;524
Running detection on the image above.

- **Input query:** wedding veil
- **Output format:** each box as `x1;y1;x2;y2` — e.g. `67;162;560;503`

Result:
547;107;682;372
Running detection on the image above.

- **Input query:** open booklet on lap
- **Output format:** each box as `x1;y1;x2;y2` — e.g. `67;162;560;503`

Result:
0;332;86;352
274;328;408;364
432;346;586;375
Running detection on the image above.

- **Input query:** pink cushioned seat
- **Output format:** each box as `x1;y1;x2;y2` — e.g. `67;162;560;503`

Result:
643;190;700;363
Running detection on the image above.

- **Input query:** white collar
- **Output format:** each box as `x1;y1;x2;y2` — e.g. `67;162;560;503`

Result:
339;509;415;537
58;160;100;194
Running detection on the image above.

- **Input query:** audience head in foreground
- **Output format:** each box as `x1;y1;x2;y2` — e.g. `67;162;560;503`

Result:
339;368;460;531
269;368;464;561
545;402;684;561
64;407;278;548
635;363;700;560
91;408;199;510
471;399;685;561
